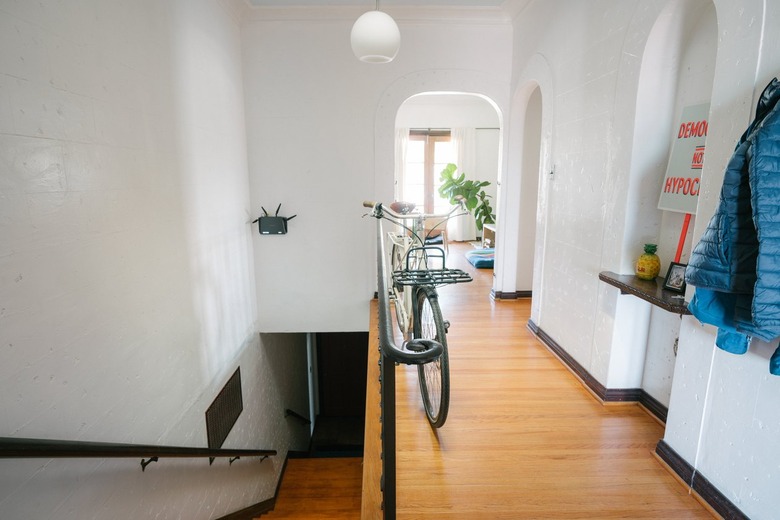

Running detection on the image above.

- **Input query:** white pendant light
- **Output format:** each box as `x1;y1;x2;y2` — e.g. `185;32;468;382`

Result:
350;5;400;63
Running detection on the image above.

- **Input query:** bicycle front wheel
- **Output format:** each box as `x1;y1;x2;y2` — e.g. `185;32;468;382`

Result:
413;286;450;428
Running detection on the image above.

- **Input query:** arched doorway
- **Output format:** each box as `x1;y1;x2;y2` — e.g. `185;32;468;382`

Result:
515;87;542;296
498;54;554;322
394;92;502;245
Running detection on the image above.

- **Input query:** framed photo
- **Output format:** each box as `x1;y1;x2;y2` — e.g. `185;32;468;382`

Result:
663;262;687;293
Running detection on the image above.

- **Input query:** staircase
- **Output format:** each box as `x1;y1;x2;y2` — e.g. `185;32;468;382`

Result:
259;306;381;518
259;457;362;519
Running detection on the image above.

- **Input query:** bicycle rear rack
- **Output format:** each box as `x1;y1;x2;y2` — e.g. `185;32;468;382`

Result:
394;245;472;287
392;268;472;287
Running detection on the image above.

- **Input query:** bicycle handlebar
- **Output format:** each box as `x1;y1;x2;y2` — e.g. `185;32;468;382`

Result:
364;200;464;221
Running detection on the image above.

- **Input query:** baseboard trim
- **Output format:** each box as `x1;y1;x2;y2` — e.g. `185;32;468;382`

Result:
527;319;609;400
638;389;668;423
527;320;745;518
215;455;288;519
491;290;532;300
655;440;748;520
526;320;668;422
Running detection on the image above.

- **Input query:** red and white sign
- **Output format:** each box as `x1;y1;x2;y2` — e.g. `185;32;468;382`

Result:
658;103;710;214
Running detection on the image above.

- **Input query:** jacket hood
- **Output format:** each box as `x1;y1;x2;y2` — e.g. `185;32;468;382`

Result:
737;77;780;145
755;77;780;123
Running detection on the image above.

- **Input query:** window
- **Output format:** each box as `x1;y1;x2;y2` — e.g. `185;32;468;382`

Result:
403;130;454;214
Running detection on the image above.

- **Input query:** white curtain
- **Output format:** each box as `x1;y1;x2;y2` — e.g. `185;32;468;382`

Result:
394;128;409;202
449;127;478;242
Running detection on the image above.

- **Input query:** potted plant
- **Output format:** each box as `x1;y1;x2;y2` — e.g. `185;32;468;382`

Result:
437;163;495;231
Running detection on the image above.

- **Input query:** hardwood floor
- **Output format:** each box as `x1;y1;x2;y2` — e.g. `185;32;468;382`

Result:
268;457;362;519
272;242;714;519
367;242;712;519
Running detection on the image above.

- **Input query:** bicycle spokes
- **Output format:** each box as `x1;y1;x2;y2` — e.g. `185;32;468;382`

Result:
414;287;449;428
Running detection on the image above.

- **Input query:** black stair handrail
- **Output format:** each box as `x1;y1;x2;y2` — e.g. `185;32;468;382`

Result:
363;211;448;518
369;216;442;520
0;437;276;471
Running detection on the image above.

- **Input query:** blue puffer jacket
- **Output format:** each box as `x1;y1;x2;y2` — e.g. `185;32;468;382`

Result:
685;77;780;374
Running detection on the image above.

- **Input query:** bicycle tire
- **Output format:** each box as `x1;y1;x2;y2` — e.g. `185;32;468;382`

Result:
413;286;450;428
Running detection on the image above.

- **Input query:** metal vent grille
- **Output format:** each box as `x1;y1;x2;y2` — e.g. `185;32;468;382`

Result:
206;367;243;449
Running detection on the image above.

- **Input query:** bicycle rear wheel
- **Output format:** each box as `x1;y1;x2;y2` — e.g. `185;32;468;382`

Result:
413;286;450;428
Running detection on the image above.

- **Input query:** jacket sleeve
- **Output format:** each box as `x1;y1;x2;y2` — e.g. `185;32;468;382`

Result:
747;104;780;336
685;139;755;293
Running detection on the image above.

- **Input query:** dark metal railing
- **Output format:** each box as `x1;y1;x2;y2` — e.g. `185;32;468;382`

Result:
371;217;442;519
0;437;276;472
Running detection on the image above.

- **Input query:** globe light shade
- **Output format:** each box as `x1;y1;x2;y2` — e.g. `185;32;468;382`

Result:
350;10;400;63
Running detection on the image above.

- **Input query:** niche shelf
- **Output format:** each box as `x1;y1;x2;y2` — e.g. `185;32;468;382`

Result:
599;271;690;315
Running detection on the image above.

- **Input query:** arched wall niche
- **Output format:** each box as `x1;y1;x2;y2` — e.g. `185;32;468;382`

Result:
595;0;718;394
600;0;718;277
621;0;718;275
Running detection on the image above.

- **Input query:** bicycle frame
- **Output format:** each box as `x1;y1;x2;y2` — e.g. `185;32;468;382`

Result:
364;199;472;430
386;232;414;334
371;203;464;337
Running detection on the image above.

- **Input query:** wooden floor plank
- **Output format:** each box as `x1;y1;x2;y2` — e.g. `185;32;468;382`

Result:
269;457;362;519
387;242;712;519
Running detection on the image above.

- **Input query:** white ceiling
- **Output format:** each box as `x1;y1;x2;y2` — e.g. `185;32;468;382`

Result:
246;0;505;6
238;0;531;23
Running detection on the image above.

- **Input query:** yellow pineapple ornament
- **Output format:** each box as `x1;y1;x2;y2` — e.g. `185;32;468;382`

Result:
635;243;660;280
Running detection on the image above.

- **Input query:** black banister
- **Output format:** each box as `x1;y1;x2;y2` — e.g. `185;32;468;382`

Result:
0;437;276;471
371;217;442;519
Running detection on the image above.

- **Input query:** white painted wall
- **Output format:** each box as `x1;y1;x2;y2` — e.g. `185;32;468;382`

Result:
664;2;780;518
241;7;512;332
504;0;780;518
0;1;309;518
509;0;644;379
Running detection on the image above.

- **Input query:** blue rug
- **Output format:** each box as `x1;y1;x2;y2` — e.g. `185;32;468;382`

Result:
465;248;494;268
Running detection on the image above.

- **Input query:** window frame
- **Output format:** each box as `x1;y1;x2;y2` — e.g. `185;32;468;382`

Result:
407;129;452;214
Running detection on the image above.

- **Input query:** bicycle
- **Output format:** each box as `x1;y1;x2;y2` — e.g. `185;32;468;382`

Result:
363;200;472;428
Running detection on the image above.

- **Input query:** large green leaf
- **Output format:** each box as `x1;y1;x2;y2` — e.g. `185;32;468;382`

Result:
437;163;495;231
